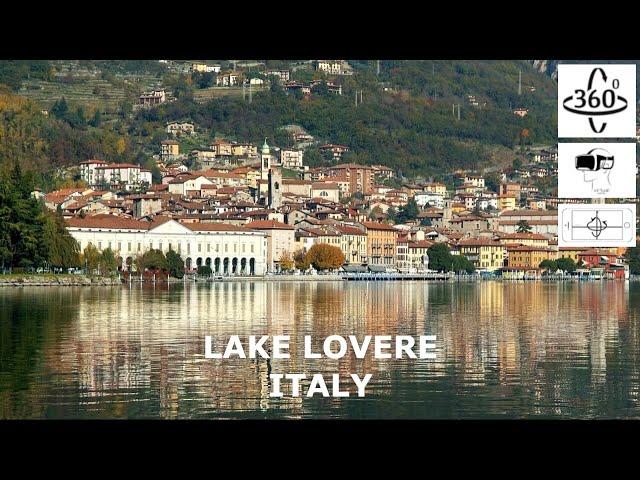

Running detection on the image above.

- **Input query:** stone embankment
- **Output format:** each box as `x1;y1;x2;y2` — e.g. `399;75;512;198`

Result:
0;275;122;286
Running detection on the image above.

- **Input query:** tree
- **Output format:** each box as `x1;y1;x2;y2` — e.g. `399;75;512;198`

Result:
43;208;80;270
485;172;501;193
166;249;185;278
427;243;452;272
293;249;310;270
51;97;69;119
625;247;640;275
89;109;102;128
197;265;212;276
539;259;558;271
556;256;577;273
136;249;168;272
99;248;118;275
279;251;295;272
392;198;420;224
451;254;475;273
516;220;532;233
82;244;101;274
305;243;345;271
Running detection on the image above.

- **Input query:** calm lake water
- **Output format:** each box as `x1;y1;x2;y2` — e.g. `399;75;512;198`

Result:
1;281;639;419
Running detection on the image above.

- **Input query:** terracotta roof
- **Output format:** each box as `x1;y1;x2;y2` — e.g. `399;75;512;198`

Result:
181;222;254;232
499;209;557;217
498;232;549;240
245;220;294;230
335;225;364;236
458;238;504;247
65;214;170;231
361;221;397;231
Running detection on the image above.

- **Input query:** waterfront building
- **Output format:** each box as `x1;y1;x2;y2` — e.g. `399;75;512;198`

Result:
457;238;505;272
66;215;267;275
335;224;368;265
245;220;295;273
362;221;398;267
506;245;556;269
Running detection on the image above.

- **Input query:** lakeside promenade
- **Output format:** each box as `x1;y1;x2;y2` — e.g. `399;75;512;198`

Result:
1;272;638;286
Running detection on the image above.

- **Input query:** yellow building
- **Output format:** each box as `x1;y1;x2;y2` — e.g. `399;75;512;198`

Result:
497;232;550;248
498;194;517;211
362;221;398;266
335;224;368;265
161;140;180;157
507;246;556;269
457;238;505;272
423;182;447;196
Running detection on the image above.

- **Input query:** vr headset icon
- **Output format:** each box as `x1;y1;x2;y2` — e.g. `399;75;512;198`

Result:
575;148;614;171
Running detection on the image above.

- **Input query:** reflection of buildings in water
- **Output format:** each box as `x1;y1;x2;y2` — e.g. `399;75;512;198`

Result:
426;282;629;411
15;281;638;418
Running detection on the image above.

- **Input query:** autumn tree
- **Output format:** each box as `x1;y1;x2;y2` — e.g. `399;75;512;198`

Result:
293;249;311;271
305;243;345;271
99;248;118;275
279;251;295;272
81;244;101;274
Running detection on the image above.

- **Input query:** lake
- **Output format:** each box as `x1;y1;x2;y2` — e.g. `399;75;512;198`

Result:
1;281;639;419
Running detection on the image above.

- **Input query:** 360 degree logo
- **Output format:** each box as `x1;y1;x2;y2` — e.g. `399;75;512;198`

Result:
562;67;628;134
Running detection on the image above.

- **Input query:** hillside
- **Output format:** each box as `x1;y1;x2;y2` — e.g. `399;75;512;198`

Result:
0;60;558;182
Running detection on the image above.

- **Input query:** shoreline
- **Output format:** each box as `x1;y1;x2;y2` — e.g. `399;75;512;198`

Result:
1;274;638;287
0;274;122;287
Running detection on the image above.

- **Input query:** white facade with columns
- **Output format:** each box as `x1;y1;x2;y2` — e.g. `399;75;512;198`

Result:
66;216;267;275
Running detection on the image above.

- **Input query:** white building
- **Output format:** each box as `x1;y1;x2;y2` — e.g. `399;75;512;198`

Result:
315;60;352;76
414;192;445;209
279;149;304;169
80;159;108;186
216;73;238;86
191;63;221;74
167;174;214;195
166;122;195;136
66;215;268;275
83;162;151;191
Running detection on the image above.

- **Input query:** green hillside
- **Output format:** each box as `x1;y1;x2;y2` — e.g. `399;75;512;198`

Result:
0;60;558;182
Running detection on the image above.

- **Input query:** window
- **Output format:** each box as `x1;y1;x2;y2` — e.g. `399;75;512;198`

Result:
159;242;163;251
207;244;210;253
137;243;141;252
98;242;102;250
118;242;122;251
128;242;132;252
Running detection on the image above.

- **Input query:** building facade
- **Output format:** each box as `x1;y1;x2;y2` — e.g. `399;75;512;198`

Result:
66;215;267;275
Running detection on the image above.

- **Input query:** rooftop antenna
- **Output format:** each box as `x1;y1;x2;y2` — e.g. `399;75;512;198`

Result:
376;60;380;76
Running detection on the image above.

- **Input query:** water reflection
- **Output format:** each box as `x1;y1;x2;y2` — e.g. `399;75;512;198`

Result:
0;281;638;419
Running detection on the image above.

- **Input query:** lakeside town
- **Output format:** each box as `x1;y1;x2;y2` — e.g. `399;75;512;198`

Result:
33;136;633;281
2;60;639;282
